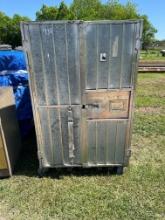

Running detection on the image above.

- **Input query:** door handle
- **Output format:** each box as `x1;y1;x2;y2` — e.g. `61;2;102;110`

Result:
67;107;75;162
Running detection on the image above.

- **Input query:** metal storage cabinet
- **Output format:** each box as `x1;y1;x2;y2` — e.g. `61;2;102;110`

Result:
0;87;21;177
21;20;143;175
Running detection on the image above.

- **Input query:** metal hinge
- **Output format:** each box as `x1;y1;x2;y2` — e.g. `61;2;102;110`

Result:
135;37;141;53
127;149;132;157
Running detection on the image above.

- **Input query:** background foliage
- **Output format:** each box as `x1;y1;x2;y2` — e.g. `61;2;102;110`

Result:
0;12;30;48
0;0;158;49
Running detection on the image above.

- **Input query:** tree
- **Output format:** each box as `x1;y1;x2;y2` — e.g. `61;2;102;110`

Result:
36;2;75;21
140;15;157;50
70;0;102;20
0;12;11;44
36;5;58;21
100;0;138;20
8;14;30;48
56;1;75;20
0;12;30;48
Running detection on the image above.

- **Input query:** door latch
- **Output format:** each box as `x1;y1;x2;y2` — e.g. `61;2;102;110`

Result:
82;103;100;109
100;53;107;62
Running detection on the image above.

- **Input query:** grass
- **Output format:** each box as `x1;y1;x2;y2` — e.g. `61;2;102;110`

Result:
140;50;165;61
135;73;165;108
0;73;165;220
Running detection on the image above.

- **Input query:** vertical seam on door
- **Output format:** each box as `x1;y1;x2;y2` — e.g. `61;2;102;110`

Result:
39;24;54;165
65;23;71;106
95;121;98;164
114;121;118;163
96;24;99;90
119;23;125;89
108;24;112;89
131;23;137;87
52;24;64;164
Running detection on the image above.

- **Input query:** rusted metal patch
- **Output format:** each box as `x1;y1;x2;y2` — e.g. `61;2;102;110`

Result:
85;90;130;119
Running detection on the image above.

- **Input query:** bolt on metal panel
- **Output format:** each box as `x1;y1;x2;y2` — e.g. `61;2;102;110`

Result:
21;20;143;173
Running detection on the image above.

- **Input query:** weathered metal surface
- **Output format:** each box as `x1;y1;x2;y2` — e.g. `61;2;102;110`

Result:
21;20;143;170
0;87;21;177
85;120;128;165
85;90;130;119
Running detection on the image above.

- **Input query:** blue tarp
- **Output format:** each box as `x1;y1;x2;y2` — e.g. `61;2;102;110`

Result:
0;50;26;71
0;50;33;137
0;70;28;87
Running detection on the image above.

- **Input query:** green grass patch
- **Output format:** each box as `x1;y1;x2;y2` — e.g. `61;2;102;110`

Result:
138;73;165;80
140;57;165;61
136;73;165;108
136;96;165;108
133;113;165;137
140;50;165;61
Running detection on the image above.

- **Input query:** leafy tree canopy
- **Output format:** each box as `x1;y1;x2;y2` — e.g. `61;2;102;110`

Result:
0;12;30;48
140;15;157;50
70;0;102;20
101;0;138;20
36;1;75;21
36;5;58;20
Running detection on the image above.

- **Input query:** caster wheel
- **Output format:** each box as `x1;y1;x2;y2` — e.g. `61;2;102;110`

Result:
38;167;49;178
116;166;124;175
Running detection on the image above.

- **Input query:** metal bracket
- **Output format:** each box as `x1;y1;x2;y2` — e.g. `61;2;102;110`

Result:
135;37;141;53
127;149;131;157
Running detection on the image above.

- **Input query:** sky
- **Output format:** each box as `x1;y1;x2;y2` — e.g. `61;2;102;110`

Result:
0;0;164;40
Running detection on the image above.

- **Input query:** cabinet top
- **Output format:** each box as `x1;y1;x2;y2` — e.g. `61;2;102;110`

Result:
21;19;143;25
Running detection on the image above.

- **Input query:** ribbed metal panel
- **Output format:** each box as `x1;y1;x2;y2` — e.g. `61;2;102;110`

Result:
85;22;140;89
21;20;143;170
86;120;128;165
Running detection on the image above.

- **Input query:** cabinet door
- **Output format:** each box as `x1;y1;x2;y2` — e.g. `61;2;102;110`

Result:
81;89;130;166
